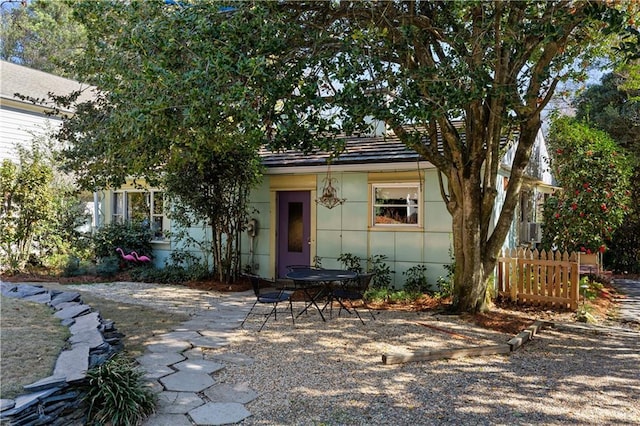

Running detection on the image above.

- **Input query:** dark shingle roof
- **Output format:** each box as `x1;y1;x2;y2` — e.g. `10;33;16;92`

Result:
259;133;424;167
260;121;517;169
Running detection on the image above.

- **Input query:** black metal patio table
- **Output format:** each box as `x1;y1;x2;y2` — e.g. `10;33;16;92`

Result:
284;268;357;321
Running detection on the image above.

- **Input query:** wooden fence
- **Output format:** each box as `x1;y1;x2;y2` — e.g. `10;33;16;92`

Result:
496;248;579;310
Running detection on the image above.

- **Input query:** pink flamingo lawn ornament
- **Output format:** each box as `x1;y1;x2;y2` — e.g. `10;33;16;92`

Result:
115;247;136;263
131;251;152;263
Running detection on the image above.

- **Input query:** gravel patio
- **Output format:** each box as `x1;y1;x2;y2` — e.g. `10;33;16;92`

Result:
61;281;640;425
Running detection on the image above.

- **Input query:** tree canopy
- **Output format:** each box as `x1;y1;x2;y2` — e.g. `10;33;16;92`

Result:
0;0;86;78
57;0;639;311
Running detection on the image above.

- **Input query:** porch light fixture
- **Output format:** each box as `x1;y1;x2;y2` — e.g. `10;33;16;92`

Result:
316;166;345;209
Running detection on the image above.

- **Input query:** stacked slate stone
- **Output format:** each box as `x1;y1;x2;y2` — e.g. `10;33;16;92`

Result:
0;282;123;426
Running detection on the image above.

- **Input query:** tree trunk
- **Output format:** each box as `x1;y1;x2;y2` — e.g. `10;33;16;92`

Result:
449;169;493;313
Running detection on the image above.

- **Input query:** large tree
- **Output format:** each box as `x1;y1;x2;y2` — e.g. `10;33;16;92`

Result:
58;1;637;311
57;1;319;282
277;1;637;312
0;0;86;77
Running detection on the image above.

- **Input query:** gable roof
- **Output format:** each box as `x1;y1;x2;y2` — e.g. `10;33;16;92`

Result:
0;60;93;114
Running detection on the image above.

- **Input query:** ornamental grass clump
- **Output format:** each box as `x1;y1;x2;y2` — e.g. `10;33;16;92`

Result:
82;354;156;426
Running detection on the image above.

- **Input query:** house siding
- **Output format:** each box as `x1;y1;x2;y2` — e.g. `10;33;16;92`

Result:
241;168;453;289
0;105;61;162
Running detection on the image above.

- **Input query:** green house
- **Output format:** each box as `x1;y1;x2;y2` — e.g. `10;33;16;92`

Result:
101;123;555;289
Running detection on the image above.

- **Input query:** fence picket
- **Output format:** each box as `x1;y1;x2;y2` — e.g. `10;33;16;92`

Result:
496;247;580;310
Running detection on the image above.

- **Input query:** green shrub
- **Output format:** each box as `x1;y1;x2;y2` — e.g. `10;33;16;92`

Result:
82;354;156;426
96;256;120;278
129;252;212;284
93;223;153;259
63;255;90;277
364;287;390;303
403;264;429;294
580;276;604;301
435;255;455;299
338;253;393;290
387;289;422;304
364;287;423;304
367;254;393;289
337;253;363;273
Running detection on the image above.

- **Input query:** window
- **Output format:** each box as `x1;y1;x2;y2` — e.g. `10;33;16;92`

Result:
372;183;421;226
112;190;165;239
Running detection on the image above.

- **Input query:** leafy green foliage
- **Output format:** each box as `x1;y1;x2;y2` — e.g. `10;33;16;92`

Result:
92;223;152;260
0;137;93;274
574;72;640;152
542;117;632;254
573;69;640;273
337;253;393;289
165;144;261;283
435;255;455;299
0;0;86;77
0;149;54;272
82;354;156;426
129;252;211;284
95;256;120;278
364;287;422;305
402;264;430;294
337;253;363;273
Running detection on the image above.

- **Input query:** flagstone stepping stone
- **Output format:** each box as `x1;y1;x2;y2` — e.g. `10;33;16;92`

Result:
53;344;89;382
141;364;174;380
50;291;81;307
0;399;15;412
159;372;215;392
23;292;51;303
154;331;202;341
203;382;258;404
156;391;204;414
188;402;251;425
0;387;58;417
137;352;185;367
23;375;67;392
172;359;224;374
198;329;237;339
69;312;100;333
54;304;91;320
146;340;192;353
187;336;229;349
143;413;194;426
0;282;17;295
13;284;46;298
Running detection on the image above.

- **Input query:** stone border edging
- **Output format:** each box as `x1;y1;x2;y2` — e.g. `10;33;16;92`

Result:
0;282;123;426
382;319;553;365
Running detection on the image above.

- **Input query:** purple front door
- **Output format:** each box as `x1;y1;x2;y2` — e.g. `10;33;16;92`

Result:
277;191;311;278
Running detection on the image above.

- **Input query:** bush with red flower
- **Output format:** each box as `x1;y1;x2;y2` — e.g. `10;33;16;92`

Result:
542;117;632;255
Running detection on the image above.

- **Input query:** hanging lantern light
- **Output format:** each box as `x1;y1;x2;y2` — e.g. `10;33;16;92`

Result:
316;165;345;209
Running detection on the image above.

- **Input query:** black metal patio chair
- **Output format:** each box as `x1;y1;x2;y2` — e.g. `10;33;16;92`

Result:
240;273;295;332
328;272;376;324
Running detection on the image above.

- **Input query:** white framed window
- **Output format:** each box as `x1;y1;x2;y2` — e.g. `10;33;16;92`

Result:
372;183;421;227
112;190;165;240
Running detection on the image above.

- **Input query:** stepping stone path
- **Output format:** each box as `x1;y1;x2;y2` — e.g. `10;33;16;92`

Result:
141;291;259;426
